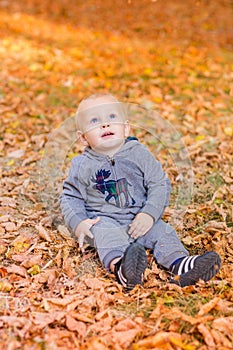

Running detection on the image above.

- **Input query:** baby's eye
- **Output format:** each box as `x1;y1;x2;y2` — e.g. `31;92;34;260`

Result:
90;117;99;124
109;113;117;120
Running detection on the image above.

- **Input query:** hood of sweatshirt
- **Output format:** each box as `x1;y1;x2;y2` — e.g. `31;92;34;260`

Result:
81;137;140;163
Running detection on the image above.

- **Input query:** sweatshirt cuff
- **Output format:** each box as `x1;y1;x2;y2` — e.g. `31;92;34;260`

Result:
69;214;87;233
141;204;163;223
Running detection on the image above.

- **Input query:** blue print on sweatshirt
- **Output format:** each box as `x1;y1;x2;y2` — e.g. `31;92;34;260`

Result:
91;169;136;208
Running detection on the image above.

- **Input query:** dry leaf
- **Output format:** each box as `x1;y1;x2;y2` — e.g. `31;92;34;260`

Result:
133;331;184;350
197;296;221;316
0;279;13;292
35;224;52;242
212;317;233;335
66;315;87;338
197;324;215;348
6;264;27;277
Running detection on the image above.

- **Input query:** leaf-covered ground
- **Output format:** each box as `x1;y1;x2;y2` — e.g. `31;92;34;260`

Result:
0;1;233;349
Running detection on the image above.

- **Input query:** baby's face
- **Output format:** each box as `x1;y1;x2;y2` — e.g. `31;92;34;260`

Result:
77;97;130;156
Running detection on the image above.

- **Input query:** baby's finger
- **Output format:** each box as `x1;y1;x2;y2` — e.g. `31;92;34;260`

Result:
85;229;94;240
78;232;85;253
130;226;141;238
128;221;138;234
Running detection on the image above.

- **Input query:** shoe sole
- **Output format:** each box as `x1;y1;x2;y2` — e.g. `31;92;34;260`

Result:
170;251;221;287
121;243;147;290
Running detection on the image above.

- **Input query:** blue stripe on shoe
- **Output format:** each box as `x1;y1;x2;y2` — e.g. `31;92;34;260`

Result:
170;251;221;287
172;256;199;275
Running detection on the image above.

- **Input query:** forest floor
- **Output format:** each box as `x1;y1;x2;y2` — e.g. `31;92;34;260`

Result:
0;1;233;349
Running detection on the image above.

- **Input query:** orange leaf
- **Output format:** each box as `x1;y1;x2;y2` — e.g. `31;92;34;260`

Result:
66;315;86;338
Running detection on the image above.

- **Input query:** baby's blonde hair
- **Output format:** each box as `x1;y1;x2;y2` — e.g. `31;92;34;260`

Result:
75;93;122;130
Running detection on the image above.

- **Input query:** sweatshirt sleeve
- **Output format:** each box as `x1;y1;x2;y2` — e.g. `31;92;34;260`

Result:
138;145;171;222
60;156;88;233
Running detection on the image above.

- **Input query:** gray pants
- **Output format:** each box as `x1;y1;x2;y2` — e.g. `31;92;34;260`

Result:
91;217;188;270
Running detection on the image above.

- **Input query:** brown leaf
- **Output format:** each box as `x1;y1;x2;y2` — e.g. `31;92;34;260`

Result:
66;315;87;338
45;295;79;307
110;319;142;348
211;329;233;348
0;226;5;235
0;197;16;208
0;279;12;292
112;328;141;348
62;256;77;278
212;317;233;335
57;224;76;246
32;311;65;329
197;296;221;316
20;254;43;268
84;277;105;290
0;243;7;255
0;266;8;278
1;222;16;232
0;215;11;222
34;269;57;287
84;338;109;350
6;264;27;277
197;324;215;348
35;224;52;242
0;316;28;328
70;311;94;324
133;331;183;350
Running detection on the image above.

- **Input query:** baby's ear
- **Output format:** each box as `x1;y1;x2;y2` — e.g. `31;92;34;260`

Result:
124;120;130;138
77;130;88;146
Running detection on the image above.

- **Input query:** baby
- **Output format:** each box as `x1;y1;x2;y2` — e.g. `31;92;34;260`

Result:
60;93;221;290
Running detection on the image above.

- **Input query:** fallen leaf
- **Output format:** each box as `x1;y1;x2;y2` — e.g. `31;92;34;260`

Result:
133;331;187;350
66;315;87;338
35;224;52;242
0;266;8;278
0;279;12;292
197;296;221;316
197;323;215;348
6;264;27;277
212;317;233;335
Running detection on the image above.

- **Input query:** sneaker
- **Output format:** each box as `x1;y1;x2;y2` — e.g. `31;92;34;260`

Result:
170;251;221;287
114;242;147;290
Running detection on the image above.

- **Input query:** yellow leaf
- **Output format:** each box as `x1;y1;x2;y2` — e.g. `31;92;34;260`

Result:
29;63;41;72
153;97;163;103
170;337;195;350
10;121;19;129
163;294;174;305
224;126;233;137
13;241;30;252
27;265;41;275
67;152;79;159
144;68;153;76
44;63;54;71
7;160;15;166
195;134;205;141
0;280;12;292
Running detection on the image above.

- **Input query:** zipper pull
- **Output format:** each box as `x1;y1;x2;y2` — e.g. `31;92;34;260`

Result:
110;158;115;166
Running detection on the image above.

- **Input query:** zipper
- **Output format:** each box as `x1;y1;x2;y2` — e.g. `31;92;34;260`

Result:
107;156;124;208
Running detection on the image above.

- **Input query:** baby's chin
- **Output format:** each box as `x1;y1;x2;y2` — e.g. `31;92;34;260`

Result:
93;138;125;155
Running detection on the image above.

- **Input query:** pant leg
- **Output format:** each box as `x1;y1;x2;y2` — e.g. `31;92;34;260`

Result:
91;217;131;270
137;219;188;269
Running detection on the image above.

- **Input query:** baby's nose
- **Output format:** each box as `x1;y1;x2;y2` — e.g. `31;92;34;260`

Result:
101;122;110;128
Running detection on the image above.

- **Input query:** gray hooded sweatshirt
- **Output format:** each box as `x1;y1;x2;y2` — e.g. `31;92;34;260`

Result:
60;139;171;233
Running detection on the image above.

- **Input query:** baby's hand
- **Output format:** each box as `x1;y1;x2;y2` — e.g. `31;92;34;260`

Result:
128;213;154;239
75;217;100;252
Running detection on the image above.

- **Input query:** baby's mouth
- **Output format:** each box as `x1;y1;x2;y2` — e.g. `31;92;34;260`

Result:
101;131;114;138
